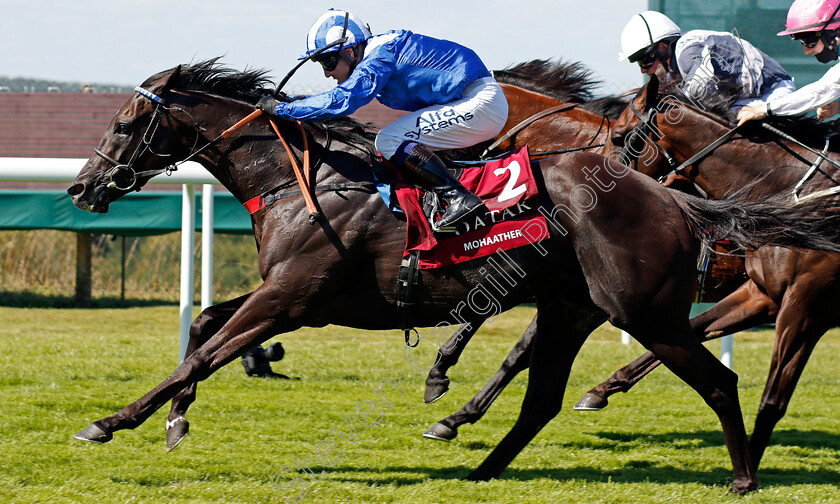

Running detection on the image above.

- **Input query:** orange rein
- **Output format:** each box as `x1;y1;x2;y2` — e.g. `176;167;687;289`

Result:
220;109;264;139
268;117;317;216
234;110;319;220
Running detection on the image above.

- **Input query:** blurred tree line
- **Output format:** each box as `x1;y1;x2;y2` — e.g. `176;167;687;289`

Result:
0;76;133;93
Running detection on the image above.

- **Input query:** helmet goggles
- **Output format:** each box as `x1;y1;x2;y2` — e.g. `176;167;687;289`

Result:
792;31;822;48
312;51;341;72
629;47;659;69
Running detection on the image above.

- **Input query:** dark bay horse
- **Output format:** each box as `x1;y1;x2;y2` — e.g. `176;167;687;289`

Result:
67;61;840;493
416;61;745;445
422;61;629;406
423;60;743;434
575;74;840;472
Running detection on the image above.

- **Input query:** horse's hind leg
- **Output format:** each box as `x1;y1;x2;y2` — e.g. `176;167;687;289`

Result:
575;279;777;411
468;299;603;481
573;351;662;410
424;320;484;403
631;320;757;493
424;317;535;441
749;297;828;471
165;293;251;451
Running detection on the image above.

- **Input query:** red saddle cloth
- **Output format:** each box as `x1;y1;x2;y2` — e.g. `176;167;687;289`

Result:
393;146;547;269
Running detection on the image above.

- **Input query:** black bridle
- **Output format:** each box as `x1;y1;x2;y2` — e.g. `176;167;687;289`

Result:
620;97;678;170
94;86;201;191
93;84;375;216
617;88;840;204
619;94;744;186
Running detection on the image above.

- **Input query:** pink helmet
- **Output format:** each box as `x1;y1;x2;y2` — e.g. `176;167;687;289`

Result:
778;0;840;36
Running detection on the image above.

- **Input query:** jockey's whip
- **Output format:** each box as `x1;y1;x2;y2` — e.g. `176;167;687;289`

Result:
761;122;840;171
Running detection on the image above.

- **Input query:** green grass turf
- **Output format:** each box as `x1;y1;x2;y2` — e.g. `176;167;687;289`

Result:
1;305;838;503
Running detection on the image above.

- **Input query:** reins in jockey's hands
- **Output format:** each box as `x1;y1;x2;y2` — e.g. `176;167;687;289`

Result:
256;96;281;116
257;9;508;233
736;103;769;126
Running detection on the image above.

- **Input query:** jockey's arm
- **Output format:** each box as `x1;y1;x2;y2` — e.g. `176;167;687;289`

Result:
738;63;840;125
271;54;394;122
765;63;840;117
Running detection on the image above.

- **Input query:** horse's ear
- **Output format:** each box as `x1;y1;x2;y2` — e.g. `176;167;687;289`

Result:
161;65;182;93
634;74;659;111
647;74;660;99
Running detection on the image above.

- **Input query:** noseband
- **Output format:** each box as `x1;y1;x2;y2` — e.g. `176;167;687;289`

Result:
94;86;200;191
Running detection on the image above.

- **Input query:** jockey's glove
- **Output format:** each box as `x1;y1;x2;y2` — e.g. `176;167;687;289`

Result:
256;96;281;116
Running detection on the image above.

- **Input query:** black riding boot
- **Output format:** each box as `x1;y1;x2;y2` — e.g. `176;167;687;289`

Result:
391;142;484;232
241;344;290;379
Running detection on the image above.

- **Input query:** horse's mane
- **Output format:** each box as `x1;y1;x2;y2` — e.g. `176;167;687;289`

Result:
585;96;631;120
494;59;627;119
145;58;378;154
658;79;740;123
494;59;598;103
143;57;275;103
659;79;838;148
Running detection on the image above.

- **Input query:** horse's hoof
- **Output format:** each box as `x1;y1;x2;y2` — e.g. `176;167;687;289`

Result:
74;422;112;444
165;417;190;452
730;478;758;495
423;377;450;404
422;422;457;441
573;392;608;411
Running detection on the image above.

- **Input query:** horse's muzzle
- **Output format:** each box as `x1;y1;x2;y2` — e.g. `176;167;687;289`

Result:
67;182;112;213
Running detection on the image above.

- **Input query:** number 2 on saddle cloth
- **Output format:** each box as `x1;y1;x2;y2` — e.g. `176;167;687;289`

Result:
387;146;548;269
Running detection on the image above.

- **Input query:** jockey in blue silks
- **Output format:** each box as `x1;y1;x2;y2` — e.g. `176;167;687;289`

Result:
256;9;509;232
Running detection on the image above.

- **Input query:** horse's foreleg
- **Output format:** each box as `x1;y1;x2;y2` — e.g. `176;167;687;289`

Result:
749;300;826;471
575;280;777;411
424;320;484;403
75;283;296;445
467;300;601;481
165;293;252;451
424;317;535;441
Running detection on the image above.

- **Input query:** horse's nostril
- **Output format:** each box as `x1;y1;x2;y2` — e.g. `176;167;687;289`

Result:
67;183;85;196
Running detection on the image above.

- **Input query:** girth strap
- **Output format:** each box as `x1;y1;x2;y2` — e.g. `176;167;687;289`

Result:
243;181;377;214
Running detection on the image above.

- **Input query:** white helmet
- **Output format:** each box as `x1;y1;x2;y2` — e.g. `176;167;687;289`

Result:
301;9;372;60
619;11;682;61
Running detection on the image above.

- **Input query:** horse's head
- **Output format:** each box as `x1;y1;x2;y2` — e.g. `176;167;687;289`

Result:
606;76;676;178
608;74;750;189
68;65;198;213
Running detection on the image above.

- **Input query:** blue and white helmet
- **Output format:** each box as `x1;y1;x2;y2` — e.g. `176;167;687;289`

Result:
301;9;372;59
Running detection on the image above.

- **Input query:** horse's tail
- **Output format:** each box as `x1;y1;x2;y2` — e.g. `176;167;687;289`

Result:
669;189;840;254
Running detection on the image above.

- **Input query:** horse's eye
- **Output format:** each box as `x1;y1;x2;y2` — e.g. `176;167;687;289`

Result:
115;122;131;135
